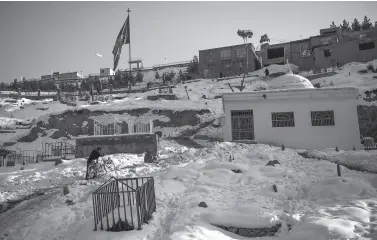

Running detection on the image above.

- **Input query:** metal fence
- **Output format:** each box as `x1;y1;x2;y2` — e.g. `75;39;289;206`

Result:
363;137;377;150
5;150;43;165
42;141;76;160
92;177;156;231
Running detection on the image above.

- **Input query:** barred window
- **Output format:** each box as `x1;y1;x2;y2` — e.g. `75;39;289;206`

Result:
271;112;295;127
221;49;231;60
231;110;254;141
236;48;246;58
311;111;335;126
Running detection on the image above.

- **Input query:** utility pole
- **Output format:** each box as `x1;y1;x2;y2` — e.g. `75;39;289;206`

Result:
128;8;132;72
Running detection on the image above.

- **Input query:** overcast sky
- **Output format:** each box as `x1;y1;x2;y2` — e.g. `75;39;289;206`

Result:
0;1;376;83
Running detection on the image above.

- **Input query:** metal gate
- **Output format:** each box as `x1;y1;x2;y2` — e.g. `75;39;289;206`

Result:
231;110;254;141
42;141;76;160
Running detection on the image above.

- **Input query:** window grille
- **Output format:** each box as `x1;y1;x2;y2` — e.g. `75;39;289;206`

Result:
311;111;335;126
271;112;295;127
221;49;231;60
236;48;246;58
231;110;254;140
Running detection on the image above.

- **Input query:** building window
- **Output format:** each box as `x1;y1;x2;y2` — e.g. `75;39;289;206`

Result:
221;49;231;60
311;111;335;126
267;47;285;59
359;41;375;51
100;70;105;73
236;48;246;58
324;49;331;58
231;110;254;140
271;112;295;127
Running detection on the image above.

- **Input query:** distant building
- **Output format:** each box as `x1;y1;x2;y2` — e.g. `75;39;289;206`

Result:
199;43;261;79
100;68;115;76
40;71;83;83
259;26;377;72
222;85;361;150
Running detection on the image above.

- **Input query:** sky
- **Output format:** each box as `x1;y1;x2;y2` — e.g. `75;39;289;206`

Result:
0;1;377;83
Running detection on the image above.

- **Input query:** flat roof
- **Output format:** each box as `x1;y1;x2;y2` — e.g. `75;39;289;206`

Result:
222;87;359;101
199;43;252;52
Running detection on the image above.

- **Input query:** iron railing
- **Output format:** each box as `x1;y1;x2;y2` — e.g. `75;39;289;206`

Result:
5;150;43;165
92;177;156;231
42;141;76;160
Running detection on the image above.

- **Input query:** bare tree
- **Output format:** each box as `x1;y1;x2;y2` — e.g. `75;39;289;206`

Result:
237;29;253;91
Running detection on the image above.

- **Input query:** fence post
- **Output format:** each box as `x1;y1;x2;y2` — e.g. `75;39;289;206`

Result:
136;189;141;230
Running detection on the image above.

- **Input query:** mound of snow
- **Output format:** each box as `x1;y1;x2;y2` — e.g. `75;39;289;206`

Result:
268;74;314;90
204;209;280;228
305;177;377;201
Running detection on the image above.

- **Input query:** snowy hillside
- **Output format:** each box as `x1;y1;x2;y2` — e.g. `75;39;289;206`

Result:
310;60;377;91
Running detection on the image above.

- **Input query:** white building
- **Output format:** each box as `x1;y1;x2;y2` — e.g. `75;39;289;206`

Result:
100;68;115;76
222;86;362;150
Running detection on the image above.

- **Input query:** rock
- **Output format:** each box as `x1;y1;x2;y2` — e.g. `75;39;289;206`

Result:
198;202;208;208
238;228;252;237
266;160;280;167
66;199;74;205
227;227;238;234
231;169;242;173
55;158;63;166
273;184;278;192
63;185;70;195
144;152;154;163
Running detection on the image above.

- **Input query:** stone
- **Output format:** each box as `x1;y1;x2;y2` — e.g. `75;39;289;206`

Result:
66;199;74;205
63;185;70;195
55;158;63;166
198;202;208;208
144;152;154;163
238;228;252;237
227;227;238;234
266;160;280;167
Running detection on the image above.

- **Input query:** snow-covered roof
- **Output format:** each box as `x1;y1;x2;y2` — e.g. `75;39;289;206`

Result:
268;73;314;90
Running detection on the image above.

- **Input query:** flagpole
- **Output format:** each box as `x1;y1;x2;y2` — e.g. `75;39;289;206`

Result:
128;8;131;72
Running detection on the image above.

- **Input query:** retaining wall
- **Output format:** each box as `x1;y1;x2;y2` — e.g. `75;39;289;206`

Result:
75;133;158;158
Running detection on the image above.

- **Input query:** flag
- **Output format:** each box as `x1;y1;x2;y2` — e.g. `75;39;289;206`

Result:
113;16;130;71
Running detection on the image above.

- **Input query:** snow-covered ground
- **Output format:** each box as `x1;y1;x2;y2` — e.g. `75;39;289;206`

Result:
1;140;377;240
310;60;377;92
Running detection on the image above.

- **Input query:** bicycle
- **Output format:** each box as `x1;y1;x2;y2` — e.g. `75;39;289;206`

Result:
87;156;115;179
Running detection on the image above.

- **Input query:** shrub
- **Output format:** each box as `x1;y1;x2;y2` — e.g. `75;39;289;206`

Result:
55;158;63;166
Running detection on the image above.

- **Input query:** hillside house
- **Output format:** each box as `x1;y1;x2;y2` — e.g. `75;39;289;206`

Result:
222;86;361;150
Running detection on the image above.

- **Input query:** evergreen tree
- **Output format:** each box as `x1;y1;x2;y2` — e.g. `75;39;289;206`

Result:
340;19;351;31
178;70;186;82
155;71;160;80
259;34;270;44
136;71;144;83
351;18;361;31
330;21;337;28
187;55;199;74
361;15;373;30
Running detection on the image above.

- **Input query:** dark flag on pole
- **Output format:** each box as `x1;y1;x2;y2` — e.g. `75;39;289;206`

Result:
112;16;130;71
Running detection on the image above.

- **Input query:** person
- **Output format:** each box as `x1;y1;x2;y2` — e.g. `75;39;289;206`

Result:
85;147;103;180
265;68;269;77
220;72;223;78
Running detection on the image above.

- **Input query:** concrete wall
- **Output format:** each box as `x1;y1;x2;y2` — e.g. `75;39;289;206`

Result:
75;133;158;158
313;38;377;70
199;44;258;79
223;91;361;150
